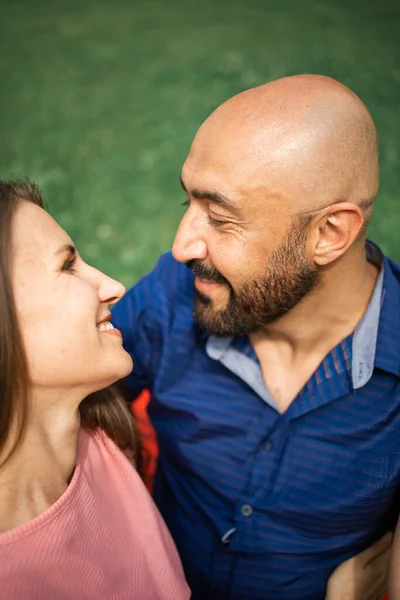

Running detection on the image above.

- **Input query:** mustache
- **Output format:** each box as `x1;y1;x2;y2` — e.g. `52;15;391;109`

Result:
186;259;228;285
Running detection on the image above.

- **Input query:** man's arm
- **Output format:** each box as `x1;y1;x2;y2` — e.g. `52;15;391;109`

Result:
325;533;392;600
112;261;163;396
112;252;188;397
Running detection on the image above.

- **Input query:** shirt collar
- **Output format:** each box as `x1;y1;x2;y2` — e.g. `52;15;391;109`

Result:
351;241;384;388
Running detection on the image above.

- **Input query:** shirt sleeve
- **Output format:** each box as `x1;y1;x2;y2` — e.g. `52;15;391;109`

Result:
111;259;162;396
112;252;195;399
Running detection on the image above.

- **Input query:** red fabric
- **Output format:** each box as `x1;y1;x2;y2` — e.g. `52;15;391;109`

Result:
131;390;158;492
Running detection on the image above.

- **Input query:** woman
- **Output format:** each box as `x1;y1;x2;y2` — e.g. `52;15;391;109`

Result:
0;179;391;599
0;180;191;599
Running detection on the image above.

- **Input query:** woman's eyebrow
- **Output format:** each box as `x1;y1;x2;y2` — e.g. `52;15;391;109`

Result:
54;244;76;257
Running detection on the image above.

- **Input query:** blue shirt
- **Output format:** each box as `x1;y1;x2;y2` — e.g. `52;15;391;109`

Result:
112;243;400;600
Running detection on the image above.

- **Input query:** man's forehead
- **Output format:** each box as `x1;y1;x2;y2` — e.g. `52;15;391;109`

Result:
181;145;257;195
181;155;292;220
181;162;243;209
184;122;286;191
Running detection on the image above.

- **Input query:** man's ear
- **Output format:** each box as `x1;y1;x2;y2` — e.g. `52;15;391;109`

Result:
310;203;365;266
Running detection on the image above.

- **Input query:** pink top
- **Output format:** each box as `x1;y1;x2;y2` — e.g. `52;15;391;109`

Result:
0;428;191;600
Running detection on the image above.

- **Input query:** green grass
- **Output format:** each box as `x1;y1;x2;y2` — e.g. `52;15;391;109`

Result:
0;0;399;285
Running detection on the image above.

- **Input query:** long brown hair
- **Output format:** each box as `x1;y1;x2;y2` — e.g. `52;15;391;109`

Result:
0;179;140;469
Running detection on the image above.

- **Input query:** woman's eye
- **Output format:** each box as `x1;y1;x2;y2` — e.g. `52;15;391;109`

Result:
62;257;77;273
207;215;228;228
181;200;190;209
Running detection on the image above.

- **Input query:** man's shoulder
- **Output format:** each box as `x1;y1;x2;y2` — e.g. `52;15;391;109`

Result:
385;253;400;280
368;240;400;292
123;251;195;312
112;252;196;355
382;250;400;297
152;251;194;289
374;248;400;377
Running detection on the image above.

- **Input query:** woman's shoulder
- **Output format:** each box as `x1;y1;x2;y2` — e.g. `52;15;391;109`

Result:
80;426;137;474
0;428;190;599
79;427;150;505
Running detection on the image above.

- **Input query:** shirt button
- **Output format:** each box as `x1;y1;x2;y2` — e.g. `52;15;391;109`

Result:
263;440;273;452
241;504;253;517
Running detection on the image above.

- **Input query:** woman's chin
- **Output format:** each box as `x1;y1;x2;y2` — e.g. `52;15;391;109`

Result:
111;352;134;383
120;353;134;378
93;353;134;391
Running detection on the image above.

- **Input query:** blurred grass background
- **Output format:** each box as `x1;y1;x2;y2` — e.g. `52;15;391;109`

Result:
0;0;399;285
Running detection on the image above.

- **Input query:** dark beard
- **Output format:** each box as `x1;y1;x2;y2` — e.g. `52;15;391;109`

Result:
188;218;321;336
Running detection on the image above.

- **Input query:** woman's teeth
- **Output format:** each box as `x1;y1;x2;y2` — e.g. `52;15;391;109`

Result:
97;321;115;331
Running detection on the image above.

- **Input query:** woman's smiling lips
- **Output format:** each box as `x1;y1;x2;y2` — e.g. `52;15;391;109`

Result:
96;320;123;338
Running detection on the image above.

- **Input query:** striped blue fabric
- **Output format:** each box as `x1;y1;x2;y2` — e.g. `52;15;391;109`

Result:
230;336;259;361
112;248;400;600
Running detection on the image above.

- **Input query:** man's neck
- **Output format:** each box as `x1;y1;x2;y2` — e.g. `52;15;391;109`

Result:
0;391;81;532
253;253;379;357
249;252;380;412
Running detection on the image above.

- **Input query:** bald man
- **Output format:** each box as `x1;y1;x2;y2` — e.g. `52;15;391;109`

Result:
113;75;400;599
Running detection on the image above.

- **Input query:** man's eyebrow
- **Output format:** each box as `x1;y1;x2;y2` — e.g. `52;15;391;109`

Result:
180;176;239;213
54;243;76;256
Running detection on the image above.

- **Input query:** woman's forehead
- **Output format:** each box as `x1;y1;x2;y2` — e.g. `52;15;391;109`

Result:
12;201;71;259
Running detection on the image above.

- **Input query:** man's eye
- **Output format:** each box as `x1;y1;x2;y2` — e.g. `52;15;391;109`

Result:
62;257;77;273
181;200;190;209
207;215;228;228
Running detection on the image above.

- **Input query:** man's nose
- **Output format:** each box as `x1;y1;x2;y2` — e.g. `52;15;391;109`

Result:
172;206;208;264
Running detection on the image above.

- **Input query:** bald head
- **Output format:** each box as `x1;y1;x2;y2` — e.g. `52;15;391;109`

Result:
191;75;378;221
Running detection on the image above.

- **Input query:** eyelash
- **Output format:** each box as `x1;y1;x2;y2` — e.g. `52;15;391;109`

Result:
207;215;227;228
62;256;77;273
181;200;228;228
